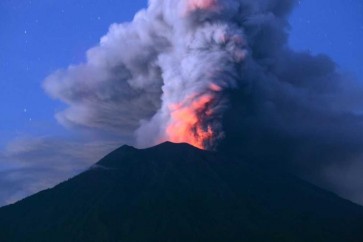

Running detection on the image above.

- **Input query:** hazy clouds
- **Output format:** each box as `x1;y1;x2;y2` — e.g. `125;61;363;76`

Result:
0;137;118;206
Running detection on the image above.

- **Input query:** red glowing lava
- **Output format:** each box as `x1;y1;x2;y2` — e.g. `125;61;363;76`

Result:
209;83;222;92
166;94;214;150
187;0;218;11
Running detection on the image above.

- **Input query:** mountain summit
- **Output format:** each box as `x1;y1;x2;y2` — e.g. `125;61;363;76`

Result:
0;142;363;242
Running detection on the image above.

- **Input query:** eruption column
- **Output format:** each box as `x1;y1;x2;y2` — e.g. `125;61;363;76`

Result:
166;94;215;149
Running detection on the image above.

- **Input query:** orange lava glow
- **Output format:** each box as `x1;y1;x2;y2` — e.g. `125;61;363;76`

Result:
209;83;222;92
166;94;214;149
187;0;217;11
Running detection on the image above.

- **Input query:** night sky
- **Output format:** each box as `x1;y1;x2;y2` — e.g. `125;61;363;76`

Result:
0;0;362;205
0;0;146;147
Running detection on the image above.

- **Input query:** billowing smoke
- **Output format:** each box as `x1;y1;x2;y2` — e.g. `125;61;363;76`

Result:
44;0;363;202
44;0;249;149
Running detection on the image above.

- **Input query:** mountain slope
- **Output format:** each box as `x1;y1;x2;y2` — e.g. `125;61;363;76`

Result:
0;142;362;242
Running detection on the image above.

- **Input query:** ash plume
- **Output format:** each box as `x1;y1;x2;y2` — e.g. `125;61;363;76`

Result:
44;0;363;203
44;0;249;149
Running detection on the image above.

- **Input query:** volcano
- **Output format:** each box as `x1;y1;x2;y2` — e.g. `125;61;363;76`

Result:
0;142;363;242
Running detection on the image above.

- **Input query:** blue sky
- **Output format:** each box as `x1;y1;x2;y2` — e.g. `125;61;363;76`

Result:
0;0;363;205
289;0;363;78
0;0;147;146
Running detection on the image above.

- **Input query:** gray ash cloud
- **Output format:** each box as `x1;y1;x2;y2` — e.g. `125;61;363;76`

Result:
43;0;363;203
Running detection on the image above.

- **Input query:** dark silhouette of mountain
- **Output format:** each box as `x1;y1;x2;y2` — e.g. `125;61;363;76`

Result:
0;142;363;242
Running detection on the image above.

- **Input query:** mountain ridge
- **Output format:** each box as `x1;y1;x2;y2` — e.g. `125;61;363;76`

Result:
0;142;362;242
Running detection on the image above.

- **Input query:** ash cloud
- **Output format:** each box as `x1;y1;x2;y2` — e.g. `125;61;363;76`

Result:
44;0;363;203
0;137;118;206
